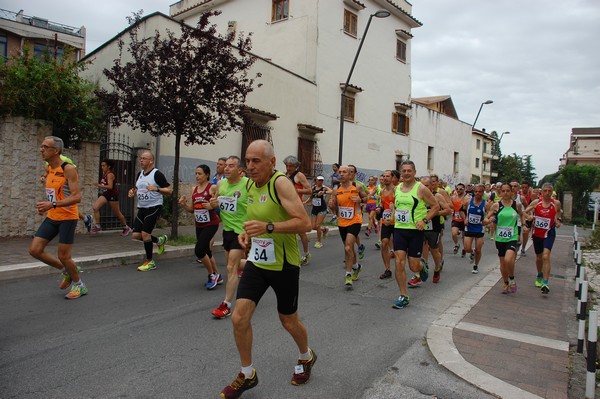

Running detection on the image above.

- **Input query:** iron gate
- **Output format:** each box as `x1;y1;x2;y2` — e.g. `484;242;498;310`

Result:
98;133;136;230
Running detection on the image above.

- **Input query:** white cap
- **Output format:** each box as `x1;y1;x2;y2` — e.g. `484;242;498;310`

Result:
316;176;325;180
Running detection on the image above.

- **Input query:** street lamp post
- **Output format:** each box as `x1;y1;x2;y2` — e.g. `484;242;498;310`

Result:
490;131;510;183
472;100;493;130
338;9;391;165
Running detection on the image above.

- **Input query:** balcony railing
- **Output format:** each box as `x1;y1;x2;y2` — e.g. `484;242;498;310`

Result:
0;8;84;37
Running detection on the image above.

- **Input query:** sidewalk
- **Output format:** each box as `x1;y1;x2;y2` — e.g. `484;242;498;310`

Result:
428;233;577;399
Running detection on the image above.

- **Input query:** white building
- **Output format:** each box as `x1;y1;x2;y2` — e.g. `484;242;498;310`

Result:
82;0;472;184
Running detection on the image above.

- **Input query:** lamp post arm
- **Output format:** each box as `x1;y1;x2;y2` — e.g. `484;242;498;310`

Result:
472;103;484;129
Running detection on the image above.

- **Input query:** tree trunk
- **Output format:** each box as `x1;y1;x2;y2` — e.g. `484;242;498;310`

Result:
170;131;182;239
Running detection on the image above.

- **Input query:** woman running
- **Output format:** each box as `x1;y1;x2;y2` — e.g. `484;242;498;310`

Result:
179;164;222;289
310;176;332;248
90;159;131;236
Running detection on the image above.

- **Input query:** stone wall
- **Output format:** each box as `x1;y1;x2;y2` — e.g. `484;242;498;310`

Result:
0;116;100;237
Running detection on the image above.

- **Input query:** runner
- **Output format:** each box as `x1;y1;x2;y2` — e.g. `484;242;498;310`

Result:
376;170;395;279
309;176;332;248
348;165;367;260
179;164;222;289
524;183;562;294
284;155;313;266
461;184;490;274
210;156;249;318
391;161;439;308
220;140;315;398
365;176;379;237
510;181;526;253
88;159;131;236
29;136;87;299
212;157;227;184
429;174;451;267
451;183;467;256
328;165;368;288
519;181;532;256
128;151;172;271
329;163;341;223
483;183;523;294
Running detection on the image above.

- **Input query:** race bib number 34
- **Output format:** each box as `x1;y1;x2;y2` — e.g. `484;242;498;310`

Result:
249;238;276;264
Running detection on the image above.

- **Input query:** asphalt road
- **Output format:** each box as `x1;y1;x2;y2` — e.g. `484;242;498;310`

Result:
1;231;498;399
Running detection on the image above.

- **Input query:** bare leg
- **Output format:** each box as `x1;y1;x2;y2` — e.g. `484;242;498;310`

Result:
279;312;309;354
231;299;257;367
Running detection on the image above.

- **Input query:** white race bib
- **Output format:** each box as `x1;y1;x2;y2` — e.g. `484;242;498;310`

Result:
395;209;411;224
454;211;461;219
468;214;481;224
45;188;56;202
339;206;354;219
137;188;150;201
382;209;392;220
194;208;210;223
534;216;551;230
218;196;237;213
249;238;276;264
312;197;322;207
497;226;514;239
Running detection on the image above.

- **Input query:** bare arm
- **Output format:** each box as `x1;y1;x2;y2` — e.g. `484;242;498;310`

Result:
418;185;439;230
295;172;312;195
436;193;452;216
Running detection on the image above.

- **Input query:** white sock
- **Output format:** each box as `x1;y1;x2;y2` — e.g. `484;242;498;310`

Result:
352;263;359;270
224;301;231;308
299;349;311;360
241;365;254;378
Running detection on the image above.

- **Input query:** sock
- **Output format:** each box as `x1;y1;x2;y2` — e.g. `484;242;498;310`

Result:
473;265;478;269
345;272;352;277
352;263;358;270
224;301;231;308
151;235;159;243
509;276;514;280
542;279;549;285
241;365;254;379
299;349;311;360
144;240;153;260
537;272;543;278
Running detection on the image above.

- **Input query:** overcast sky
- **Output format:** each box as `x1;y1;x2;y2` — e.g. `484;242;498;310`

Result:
4;0;599;180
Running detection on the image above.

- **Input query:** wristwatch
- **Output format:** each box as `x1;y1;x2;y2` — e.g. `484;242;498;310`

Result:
266;222;275;234
422;218;429;224
52;201;57;209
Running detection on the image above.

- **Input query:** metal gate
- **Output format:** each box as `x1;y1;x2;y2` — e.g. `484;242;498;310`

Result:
99;133;136;230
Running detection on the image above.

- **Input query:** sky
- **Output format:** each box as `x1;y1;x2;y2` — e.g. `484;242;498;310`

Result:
4;0;599;180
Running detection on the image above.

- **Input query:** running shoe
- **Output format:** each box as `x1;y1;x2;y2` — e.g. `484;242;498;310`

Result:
469;251;475;262
453;244;460;254
65;282;88;300
220;370;258;399
358;244;366;260
351;264;362;281
501;283;510;294
301;253;311;266
314;242;323;248
490;236;495;241
157;235;168;255
365;228;371;237
291;349;317;385
345;274;353;287
535;276;543;287
212;302;232;319
59;271;71;290
461;249;466;258
432;270;441;284
217;274;224;285
204;275;212;288
472;266;479;274
541;284;550;294
374;224;379;234
90;225;102;234
375;240;381;249
419;258;429;282
137;260;156;272
83;215;92;233
121;225;132;237
392;295;410;309
408;275;422;287
520;249;527;257
330;215;337;223
379;269;392;279
509;279;517;293
207;273;219;290
322;227;329;239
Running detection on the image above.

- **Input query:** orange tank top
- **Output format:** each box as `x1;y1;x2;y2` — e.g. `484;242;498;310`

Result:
46;163;79;221
452;197;464;222
336;185;363;227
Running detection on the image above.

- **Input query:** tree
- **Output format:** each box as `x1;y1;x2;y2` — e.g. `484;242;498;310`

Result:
519;154;537;185
0;49;105;147
558;164;600;219
539;171;560;187
100;11;259;238
496;154;522;183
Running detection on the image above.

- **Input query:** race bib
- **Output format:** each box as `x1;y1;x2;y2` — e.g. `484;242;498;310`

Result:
218;196;237;213
382;209;392;220
468;214;481;224
194;208;210;223
454;211;462;219
339;206;354;219
312;197;322;207
45;188;56;202
395;209;411;224
497;226;514;239
137;188;150;201
534;216;551;230
249;238;276;264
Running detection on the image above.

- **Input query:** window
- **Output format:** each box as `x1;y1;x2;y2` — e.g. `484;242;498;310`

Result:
0;34;7;61
242;118;272;160
343;95;355;122
392;112;410;135
396;39;406;62
272;0;289;22
34;40;65;62
344;10;358;37
453;152;459;174
476;139;481;150
483;160;488;172
298;138;322;178
483;142;489;153
475;158;480;168
427;146;434;171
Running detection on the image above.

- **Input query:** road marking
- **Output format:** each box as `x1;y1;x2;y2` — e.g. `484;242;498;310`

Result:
455;321;569;351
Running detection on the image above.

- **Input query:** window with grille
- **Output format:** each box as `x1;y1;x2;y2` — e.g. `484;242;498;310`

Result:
272;0;289;22
298;138;317;178
396;39;406;62
344;10;358;37
343;95;355;122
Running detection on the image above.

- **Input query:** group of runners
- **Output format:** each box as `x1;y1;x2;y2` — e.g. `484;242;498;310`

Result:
30;136;563;398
